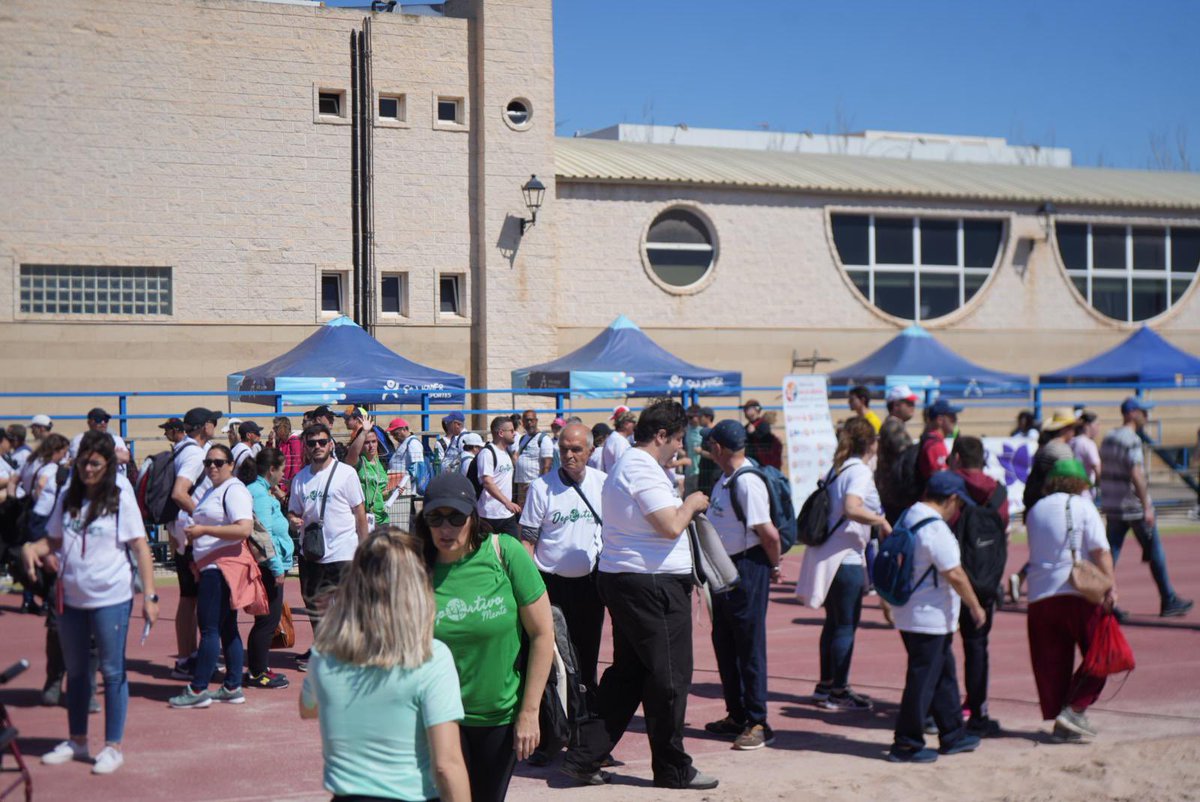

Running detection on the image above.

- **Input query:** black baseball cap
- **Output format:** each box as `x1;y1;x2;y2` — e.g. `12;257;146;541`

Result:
87;407;111;423
183;407;221;428
238;420;263;437
311;405;334;419
159;417;185;431
423;473;476;516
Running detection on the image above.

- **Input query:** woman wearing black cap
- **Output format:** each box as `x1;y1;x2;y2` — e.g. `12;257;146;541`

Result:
413;472;554;802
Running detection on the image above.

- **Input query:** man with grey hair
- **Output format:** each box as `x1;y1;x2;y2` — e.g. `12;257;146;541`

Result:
519;422;607;763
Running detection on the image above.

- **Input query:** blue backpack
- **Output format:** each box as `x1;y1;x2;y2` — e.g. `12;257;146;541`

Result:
728;463;799;553
873;515;940;606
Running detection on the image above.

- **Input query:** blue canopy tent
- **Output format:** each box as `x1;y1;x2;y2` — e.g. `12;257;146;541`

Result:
228;316;466;407
1039;327;1200;386
511;315;742;398
829;325;1031;397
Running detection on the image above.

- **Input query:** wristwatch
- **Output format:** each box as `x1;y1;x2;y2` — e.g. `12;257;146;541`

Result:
146;593;160;603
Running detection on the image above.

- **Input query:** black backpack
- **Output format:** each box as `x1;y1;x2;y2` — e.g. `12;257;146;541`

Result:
469;443;498;499
136;441;197;524
953;482;1008;606
889;433;932;517
794;466;847;548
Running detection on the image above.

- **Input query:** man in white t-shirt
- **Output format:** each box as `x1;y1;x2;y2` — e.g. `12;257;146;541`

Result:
167;407;218;681
385;418;426;481
519;422;607;707
68;408;130;473
287;422;368;670
475;416;520;536
701;420;782;751
600;409;636;472
888;471;986;764
564;400;717;790
231;420;264;469
511;409;554;507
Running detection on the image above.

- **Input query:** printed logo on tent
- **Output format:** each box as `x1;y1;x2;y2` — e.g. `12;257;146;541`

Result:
667;374;726;390
381;379;452;401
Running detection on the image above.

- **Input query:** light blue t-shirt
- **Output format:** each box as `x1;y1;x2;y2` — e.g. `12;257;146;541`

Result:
301;640;464;801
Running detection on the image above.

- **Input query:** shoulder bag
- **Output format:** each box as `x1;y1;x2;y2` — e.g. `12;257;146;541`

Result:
1066;496;1112;605
301;462;339;561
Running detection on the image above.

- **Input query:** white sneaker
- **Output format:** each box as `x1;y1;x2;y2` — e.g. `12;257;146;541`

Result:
91;745;124;775
42;740;88;765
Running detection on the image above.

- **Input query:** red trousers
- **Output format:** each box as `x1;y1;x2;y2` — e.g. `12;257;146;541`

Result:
1027;594;1107;721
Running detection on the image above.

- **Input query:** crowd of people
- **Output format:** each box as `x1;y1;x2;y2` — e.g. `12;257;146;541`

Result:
0;391;1193;796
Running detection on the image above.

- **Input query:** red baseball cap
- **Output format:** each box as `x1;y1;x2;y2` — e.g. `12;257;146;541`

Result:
386;417;410;431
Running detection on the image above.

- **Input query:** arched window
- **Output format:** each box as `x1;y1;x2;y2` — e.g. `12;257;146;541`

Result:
830;213;1004;321
1055;222;1200;322
643;207;716;289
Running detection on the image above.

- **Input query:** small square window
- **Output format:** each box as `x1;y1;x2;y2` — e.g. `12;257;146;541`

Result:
437;98;461;124
381;274;407;315
379;94;405;121
321;273;343;313
439;275;461;315
319;92;342;116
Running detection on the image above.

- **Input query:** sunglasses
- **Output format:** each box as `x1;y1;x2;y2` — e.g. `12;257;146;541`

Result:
424;510;469;528
305;438;331;448
203;459;230;468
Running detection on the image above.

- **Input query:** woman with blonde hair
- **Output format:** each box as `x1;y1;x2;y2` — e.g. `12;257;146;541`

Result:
300;528;470;802
796;416;892;710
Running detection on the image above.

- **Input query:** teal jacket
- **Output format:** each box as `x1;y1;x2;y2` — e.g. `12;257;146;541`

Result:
249;476;295;577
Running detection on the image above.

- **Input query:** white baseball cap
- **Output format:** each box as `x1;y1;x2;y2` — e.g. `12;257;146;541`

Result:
885;385;919;404
461;432;485;447
220;417;243;434
30;414;52;427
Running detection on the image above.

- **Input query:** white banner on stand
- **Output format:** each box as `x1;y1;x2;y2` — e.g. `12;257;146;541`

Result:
782;375;838;508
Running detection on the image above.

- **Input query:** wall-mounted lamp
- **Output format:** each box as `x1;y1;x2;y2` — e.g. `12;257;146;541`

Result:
1037;201;1057;237
519;174;545;236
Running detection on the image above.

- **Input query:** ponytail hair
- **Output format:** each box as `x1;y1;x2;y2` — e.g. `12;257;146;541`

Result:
833;417;877;470
237;446;284;486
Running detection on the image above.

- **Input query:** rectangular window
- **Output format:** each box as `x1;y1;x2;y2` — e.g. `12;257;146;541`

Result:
318;91;343;117
18;265;172;316
437;98;462;124
381;274;407;315
874;271;915;320
1091;276;1128;321
1055;223;1088;271
963;220;1004;268
1092;225;1127;270
378;94;405;121
439;275;461;315
831;214;870;266
919;273;960;319
1131;278;1169;320
321;273;343;313
1171;227;1200;273
1132;227;1166;270
920;219;958;266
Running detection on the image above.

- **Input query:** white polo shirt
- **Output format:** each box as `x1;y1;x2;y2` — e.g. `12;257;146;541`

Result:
289;460;365;564
513;431;555;484
599;447;691;575
707;466;771;556
891;502;961;635
519;467;606;578
473;443;515;520
600;431;631;473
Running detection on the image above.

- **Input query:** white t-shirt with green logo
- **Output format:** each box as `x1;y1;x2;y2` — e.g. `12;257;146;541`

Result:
519;467;607;578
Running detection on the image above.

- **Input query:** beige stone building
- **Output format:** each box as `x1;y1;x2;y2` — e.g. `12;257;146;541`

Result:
3;0;1200;440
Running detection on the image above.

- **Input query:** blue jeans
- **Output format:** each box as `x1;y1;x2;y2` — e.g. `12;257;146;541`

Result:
893;632;968;752
57;599;131;744
193;569;244;692
1105;516;1176;605
710;546;772;726
819;562;864;690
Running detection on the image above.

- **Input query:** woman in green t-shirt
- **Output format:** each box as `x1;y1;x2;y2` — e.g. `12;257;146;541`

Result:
355;428;389;526
415;473;554;802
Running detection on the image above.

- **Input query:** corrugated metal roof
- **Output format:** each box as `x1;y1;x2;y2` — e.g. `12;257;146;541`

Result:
554;138;1200;211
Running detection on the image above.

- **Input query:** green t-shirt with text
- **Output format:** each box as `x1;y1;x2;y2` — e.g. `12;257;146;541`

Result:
432;533;546;727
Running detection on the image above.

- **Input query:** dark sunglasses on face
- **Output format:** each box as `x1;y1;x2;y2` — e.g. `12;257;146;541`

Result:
306;438;331;448
424;510;469;528
203;459;230;468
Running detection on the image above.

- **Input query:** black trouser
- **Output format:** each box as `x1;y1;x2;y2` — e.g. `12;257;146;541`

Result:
43;574;97;695
460;722;516;802
299;557;350;634
893;632;968;753
566;572;696;788
481;515;519;538
247;570;284;676
958;600;995;720
710;546;772;726
541;571;605;694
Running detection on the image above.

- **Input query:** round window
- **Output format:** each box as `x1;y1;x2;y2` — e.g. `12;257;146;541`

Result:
504;98;531;129
643;207;716;289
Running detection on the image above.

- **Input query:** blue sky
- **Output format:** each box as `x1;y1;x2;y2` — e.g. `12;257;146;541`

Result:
552;1;1200;170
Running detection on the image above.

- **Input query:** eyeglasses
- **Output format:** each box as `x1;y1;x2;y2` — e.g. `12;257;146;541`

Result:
203;459;230;468
305;438;331;448
424;510;469;528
